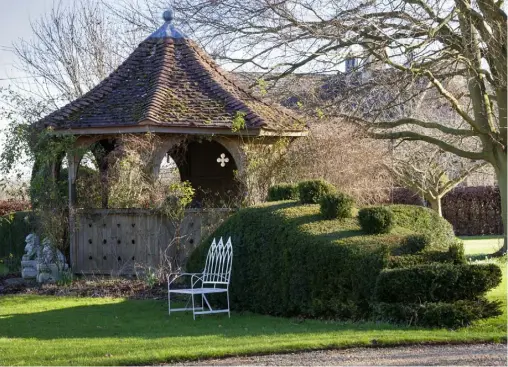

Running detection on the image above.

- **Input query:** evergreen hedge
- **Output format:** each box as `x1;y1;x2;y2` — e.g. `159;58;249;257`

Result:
358;206;394;234
297;180;336;204
187;202;458;319
374;298;502;328
319;192;354;219
375;263;502;303
390;205;455;250
387;242;466;268
267;184;299;201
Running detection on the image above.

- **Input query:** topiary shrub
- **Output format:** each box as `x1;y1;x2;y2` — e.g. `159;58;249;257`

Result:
297;180;336;204
319;192;354;219
358;206;394;234
187;202;389;319
446;240;466;263
375;263;502;303
390;205;455;249
187;202;465;320
267;183;299;201
374;298;502;328
374;262;502;328
387;242;466;269
392;234;432;255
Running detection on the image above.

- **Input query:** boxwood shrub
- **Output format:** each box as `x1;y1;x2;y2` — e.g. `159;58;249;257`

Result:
267;184;299;201
358;206;394;234
374;298;502;328
394;234;431;255
387;242;466;268
297;180;336;204
375;263;502;303
319;192;354;219
390;205;455;249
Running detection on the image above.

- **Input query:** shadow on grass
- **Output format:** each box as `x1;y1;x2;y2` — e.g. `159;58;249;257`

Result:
0;296;417;340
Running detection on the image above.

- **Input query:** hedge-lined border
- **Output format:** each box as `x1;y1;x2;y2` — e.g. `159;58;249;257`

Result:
390;187;502;236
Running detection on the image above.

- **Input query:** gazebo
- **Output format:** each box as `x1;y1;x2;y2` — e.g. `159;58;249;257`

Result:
39;9;307;274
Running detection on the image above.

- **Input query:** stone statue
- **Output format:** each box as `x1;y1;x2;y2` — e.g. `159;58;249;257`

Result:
21;234;69;283
23;233;40;260
40;238;66;266
21;233;40;279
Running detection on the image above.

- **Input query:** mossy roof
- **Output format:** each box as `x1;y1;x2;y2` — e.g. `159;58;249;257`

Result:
40;37;306;135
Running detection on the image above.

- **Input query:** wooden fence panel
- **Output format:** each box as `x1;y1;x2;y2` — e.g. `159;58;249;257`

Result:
72;208;233;275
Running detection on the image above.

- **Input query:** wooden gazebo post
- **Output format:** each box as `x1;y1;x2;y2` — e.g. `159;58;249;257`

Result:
67;151;80;267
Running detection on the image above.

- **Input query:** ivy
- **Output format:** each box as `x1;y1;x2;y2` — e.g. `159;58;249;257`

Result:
232;111;246;132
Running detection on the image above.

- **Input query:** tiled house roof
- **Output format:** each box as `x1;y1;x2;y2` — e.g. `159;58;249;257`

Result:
40;23;306;135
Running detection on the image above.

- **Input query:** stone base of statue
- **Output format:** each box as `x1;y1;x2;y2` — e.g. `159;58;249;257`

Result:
21;260;38;279
36;263;69;283
20;234;70;284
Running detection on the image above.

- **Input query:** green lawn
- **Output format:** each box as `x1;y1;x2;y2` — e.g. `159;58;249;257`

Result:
460;236;504;256
0;263;7;276
0;237;506;366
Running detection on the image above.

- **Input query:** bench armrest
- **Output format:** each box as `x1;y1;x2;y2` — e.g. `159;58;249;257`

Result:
168;272;203;288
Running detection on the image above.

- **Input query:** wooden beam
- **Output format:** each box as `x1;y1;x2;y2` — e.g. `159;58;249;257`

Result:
67;152;81;269
47;124;308;137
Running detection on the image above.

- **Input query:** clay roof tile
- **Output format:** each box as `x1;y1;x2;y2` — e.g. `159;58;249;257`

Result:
40;17;305;134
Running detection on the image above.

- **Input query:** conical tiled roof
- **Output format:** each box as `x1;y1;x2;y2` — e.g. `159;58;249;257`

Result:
41;13;306;136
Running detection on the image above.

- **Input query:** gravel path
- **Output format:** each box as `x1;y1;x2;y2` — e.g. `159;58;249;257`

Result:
175;343;507;366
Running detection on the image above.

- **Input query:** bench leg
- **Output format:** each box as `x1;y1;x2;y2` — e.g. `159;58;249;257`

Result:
192;293;196;320
227;291;230;318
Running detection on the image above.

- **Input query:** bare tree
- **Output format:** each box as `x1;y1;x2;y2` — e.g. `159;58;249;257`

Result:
284;121;392;205
164;0;506;253
1;0;147;181
387;143;487;216
11;0;144;105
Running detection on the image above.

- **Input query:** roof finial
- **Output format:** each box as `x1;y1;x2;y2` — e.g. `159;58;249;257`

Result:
147;6;186;39
162;8;174;23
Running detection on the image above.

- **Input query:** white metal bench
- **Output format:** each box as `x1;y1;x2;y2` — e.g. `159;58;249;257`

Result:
167;237;233;319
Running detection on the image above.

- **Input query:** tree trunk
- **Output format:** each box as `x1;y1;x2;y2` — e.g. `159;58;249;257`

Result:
427;197;443;217
493;150;507;256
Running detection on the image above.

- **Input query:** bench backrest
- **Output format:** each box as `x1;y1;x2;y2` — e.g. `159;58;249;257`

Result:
202;237;233;285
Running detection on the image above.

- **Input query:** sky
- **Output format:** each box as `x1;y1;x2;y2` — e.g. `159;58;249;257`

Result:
0;0;57;182
0;0;55;85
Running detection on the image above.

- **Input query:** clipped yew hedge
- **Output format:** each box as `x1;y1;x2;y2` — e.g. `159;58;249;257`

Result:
358;206;394;234
187;202;458;319
374;298;502;328
390;186;502;236
297;180;336;204
375;263;502;303
442;186;502;236
267;184;299;201
319;192;354;219
387;242;466;268
373;263;502;328
390;205;455;251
